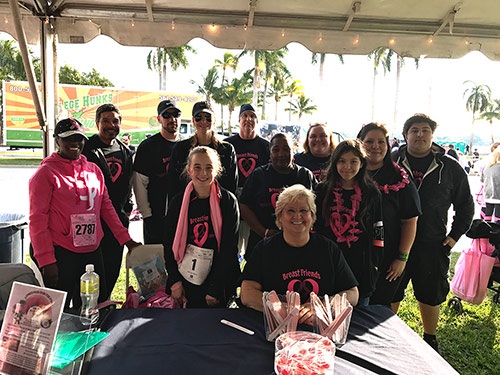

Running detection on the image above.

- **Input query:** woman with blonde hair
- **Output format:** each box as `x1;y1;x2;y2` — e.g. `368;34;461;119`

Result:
163;146;240;308
294;123;335;181
241;184;358;323
481;146;500;221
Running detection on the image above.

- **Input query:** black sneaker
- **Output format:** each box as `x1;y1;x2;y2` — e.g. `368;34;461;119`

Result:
423;334;440;354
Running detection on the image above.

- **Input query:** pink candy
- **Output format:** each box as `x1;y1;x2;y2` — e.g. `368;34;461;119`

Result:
275;332;335;375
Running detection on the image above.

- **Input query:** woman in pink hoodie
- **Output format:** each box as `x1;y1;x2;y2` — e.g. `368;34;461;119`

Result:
29;118;139;309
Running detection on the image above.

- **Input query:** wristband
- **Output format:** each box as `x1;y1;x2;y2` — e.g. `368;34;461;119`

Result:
397;251;409;261
264;228;270;238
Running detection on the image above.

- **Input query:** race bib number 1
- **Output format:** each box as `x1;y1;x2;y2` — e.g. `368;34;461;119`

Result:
178;244;214;285
71;213;97;247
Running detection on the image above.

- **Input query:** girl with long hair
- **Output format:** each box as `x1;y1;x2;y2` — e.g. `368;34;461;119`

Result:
163;146;240;308
315;139;383;306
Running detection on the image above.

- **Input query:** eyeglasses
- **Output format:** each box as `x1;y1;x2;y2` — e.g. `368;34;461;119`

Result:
194;114;212;122
284;209;311;216
161;111;181;119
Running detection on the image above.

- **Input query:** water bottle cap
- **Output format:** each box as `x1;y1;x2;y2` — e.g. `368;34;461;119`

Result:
85;264;94;272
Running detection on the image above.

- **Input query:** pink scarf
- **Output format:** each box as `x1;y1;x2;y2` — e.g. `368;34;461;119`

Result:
172;180;222;264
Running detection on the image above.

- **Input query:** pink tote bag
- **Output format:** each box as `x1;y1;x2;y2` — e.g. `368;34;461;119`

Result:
450;239;496;305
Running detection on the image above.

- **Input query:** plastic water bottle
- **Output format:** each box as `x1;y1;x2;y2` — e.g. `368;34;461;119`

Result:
80;264;99;325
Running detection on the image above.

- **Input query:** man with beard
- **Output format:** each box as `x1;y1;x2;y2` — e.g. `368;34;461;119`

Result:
133;99;182;244
225;104;270;256
82;104;134;297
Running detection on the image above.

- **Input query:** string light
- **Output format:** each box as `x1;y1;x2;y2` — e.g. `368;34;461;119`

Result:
4;16;7;24
171;20;175;30
353;35;360;45
388;38;395;46
281;29;285;37
243;23;248;31
131;19;135;27
318;33;323;42
427;37;433;45
44;16;49;24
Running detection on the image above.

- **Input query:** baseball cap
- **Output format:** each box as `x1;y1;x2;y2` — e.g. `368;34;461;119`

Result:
239;104;256;117
192;101;214;117
157;99;180;116
54;118;88;139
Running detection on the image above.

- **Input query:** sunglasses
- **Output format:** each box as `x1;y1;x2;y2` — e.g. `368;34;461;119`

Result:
161;111;181;119
194;114;212;122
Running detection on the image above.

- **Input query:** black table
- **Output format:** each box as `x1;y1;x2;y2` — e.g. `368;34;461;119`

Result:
87;306;458;375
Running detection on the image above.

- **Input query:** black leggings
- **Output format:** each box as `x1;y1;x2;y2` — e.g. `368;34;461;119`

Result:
30;245;108;310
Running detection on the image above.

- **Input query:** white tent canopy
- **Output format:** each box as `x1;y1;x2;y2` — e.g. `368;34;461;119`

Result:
1;0;500;59
1;0;500;156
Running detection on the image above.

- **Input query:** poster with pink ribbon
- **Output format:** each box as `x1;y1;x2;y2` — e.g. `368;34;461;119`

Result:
0;282;66;375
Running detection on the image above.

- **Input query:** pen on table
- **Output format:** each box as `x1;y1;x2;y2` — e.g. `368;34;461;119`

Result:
220;319;255;335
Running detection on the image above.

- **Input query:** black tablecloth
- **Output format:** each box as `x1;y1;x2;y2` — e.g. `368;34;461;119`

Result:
87;306;458;375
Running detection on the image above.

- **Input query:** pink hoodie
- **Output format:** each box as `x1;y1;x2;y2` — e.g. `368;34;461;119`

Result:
29;152;131;268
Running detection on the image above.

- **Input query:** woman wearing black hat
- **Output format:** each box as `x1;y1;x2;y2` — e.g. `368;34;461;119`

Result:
29;118;140;310
167;101;238;203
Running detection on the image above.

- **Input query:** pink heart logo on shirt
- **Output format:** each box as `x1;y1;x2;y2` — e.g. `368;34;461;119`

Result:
108;161;122;183
238;158;256;178
287;278;319;298
330;212;353;237
193;222;209;247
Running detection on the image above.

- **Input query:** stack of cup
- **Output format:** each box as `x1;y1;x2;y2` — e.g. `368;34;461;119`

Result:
262;290;301;341
310;292;353;346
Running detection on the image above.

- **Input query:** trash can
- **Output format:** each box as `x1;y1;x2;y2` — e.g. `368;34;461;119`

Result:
0;213;28;263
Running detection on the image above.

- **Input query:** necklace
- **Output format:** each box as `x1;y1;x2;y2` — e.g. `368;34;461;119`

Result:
373;164;410;194
329;182;362;248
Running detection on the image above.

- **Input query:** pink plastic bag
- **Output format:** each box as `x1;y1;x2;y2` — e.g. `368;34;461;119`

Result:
450;239;496;304
122;286;186;309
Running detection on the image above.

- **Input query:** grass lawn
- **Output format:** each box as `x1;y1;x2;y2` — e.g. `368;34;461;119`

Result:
110;251;500;375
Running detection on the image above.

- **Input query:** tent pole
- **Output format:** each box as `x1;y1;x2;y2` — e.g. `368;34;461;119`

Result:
8;0;48;156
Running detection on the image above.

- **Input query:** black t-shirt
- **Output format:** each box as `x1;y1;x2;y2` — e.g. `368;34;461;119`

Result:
369;165;421;260
406;152;433;189
133;133;178;217
242;233;358;304
315;185;384;298
187;196;217;251
294;152;330;181
240;163;316;230
225;135;270;188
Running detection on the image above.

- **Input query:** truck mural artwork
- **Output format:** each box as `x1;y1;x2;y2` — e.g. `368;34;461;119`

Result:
2;80;200;148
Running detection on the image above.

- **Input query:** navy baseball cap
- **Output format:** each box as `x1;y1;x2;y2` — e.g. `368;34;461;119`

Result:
192;101;214;117
239;104;256;117
157;99;180;116
54;118;87;139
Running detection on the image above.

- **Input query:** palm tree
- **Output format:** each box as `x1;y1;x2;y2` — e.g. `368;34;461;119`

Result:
217;69;253;135
393;55;418;130
239;48;288;113
284;79;303;122
286;94;317;121
146;44;196;90
260;51;289;120
189;67;219;105
214;52;239;127
464;81;491;153
479;98;500;144
268;71;288;121
311;53;344;81
368;47;394;119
